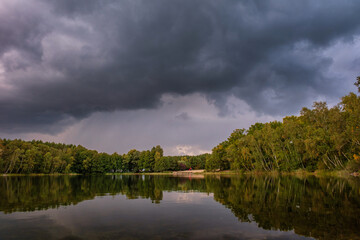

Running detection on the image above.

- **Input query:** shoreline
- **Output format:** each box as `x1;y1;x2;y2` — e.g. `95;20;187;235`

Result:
201;169;358;177
1;169;358;178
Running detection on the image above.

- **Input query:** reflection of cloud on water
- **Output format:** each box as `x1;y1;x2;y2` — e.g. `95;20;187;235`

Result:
0;212;76;240
0;193;313;240
163;192;214;204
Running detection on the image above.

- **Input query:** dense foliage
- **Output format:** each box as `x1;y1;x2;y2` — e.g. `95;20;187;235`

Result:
206;80;360;172
0;140;207;174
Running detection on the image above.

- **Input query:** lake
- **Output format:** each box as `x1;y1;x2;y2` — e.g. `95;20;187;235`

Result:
0;174;359;240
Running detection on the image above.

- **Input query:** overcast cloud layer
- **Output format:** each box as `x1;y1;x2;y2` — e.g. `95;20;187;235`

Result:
1;0;360;154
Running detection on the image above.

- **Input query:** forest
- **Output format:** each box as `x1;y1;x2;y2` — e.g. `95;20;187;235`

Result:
0;77;359;174
0;140;208;174
205;77;360;172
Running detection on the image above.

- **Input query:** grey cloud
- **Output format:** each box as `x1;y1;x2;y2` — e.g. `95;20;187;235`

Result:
45;0;104;16
6;94;275;155
175;112;190;121
0;4;49;65
1;0;360;133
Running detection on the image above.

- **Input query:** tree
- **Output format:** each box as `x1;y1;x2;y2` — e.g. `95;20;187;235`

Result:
355;76;360;93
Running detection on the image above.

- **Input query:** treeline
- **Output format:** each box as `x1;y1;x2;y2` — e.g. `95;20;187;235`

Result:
206;78;360;172
0;140;207;174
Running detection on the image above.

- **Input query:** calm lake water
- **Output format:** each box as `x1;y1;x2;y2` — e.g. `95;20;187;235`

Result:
0;175;359;240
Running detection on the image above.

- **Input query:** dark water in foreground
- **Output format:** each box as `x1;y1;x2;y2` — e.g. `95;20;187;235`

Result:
0;175;359;240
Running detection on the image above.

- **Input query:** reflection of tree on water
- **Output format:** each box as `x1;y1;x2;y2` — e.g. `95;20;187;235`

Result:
0;175;200;211
208;176;360;240
0;175;359;240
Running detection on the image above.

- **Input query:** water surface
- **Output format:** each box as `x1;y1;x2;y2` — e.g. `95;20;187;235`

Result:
0;175;359;240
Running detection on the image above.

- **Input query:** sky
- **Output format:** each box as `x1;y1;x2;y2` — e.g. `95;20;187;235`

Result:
0;0;359;155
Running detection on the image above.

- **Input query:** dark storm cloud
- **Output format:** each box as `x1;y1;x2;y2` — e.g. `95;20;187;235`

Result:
1;0;360;133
